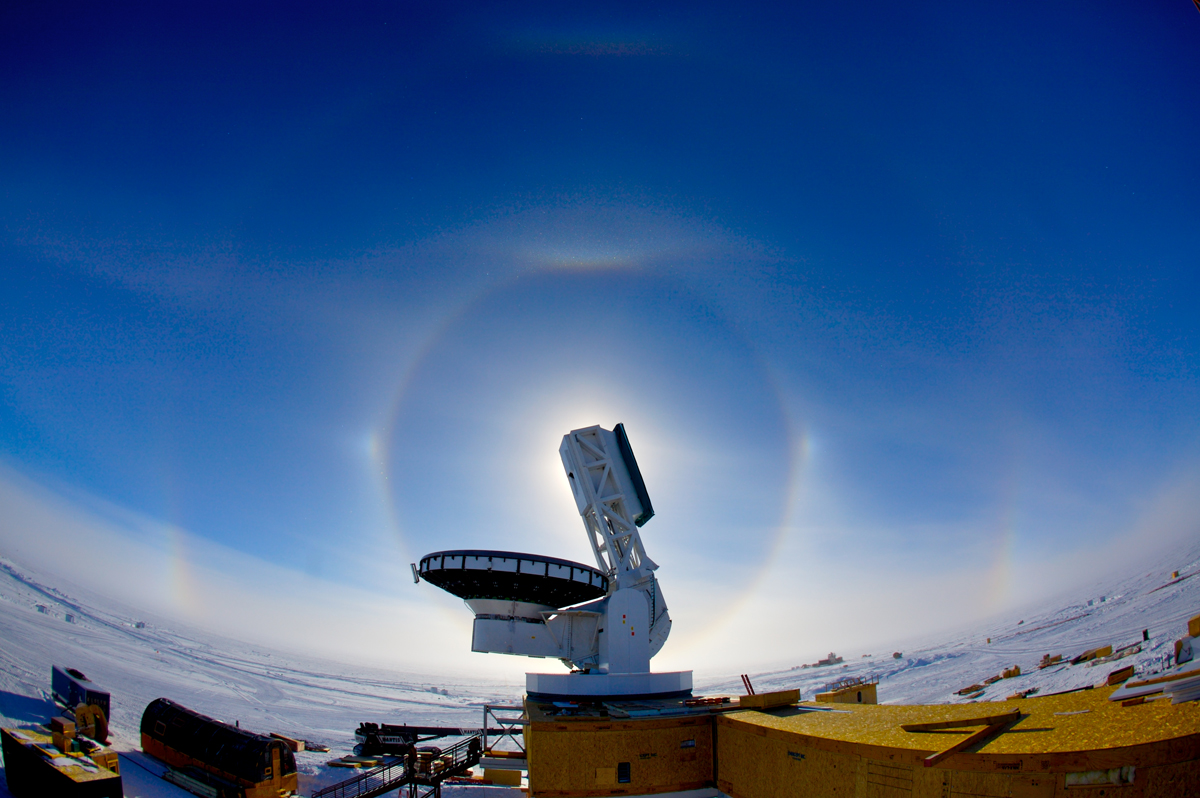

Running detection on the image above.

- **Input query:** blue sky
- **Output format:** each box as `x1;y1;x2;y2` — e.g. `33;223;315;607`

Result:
1;1;1198;676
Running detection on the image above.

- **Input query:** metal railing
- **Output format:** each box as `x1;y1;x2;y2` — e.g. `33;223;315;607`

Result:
312;733;482;798
412;733;482;783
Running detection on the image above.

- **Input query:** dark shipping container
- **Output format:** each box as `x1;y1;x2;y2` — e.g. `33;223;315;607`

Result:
51;666;111;722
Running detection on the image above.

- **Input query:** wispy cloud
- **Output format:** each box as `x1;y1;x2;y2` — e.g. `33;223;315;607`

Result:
0;462;523;678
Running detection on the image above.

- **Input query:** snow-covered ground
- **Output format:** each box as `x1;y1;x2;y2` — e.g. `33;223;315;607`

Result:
700;543;1200;705
0;555;523;797
3;542;1199;797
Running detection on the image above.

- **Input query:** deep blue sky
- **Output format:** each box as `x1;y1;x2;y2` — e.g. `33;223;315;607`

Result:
1;1;1198;673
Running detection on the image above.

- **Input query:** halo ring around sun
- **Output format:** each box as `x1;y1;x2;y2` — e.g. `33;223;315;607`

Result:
373;264;810;646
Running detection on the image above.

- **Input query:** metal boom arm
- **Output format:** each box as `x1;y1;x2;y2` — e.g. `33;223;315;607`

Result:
559;425;656;589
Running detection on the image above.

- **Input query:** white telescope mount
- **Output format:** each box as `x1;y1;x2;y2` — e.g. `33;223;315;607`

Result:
524;424;689;698
559;425;670;673
415;423;691;699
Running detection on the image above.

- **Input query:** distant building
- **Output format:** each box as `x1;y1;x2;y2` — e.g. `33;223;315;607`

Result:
64;613;75;624
134;621;146;629
816;676;879;705
35;604;47;614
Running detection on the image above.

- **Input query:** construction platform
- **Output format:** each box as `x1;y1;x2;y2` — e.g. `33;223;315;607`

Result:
524;685;1200;797
312;732;482;798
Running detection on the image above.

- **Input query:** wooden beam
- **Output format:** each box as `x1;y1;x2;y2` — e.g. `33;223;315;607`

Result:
901;709;1020;733
902;709;1021;767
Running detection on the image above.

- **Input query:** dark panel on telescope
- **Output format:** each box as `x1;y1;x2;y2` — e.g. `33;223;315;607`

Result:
614;423;654;527
419;550;608;608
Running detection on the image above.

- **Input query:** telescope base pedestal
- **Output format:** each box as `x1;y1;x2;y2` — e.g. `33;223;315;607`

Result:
526;670;692;701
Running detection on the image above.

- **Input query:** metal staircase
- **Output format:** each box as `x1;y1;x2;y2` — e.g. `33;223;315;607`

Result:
312;733;481;798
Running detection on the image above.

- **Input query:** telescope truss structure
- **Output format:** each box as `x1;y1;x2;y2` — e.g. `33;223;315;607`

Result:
560;426;656;590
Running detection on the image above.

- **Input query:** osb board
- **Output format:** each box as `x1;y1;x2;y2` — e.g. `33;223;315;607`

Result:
531;780;712;798
526;698;715;733
716;727;953;798
1000;773;1056;798
717;723;1180;798
716;724;859;798
485;768;522;786
526;689;1200;798
945;769;1059;798
528;713;713;797
718;685;1200;767
816;684;878;705
740;690;800;710
1143;757;1200;797
861;757;917;796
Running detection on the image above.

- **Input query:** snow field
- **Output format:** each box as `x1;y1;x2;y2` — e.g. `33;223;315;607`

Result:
3;542;1199;796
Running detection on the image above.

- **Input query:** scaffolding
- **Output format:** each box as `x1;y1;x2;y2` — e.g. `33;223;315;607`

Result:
482;705;525;754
